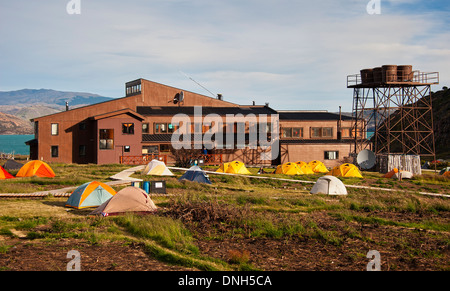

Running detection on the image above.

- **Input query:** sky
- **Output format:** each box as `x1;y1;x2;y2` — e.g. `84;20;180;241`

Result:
0;0;449;112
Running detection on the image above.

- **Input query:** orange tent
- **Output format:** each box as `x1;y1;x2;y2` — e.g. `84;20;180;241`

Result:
383;168;399;178
0;166;14;179
16;160;55;178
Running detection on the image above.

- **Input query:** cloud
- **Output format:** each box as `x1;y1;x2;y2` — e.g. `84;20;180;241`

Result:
0;0;448;112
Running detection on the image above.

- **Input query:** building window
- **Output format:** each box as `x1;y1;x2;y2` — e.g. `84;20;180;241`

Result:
160;144;171;152
292;128;303;138
324;151;339;160
311;127;321;138
51;146;59;158
168;123;178;133
311;127;333;138
142;123;149;133
142;145;158;154
281;127;303;138
122;123;134;134
322;127;333;138
99;129;114;150
282;128;292;138
51;123;59;136
79;145;86;156
155;123;167;133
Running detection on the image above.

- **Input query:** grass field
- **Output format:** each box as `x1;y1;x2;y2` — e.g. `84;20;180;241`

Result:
0;163;449;271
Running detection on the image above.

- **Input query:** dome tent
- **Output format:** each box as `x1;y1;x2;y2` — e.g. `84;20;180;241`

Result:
328;163;363;178
142;159;174;176
179;166;212;184
216;161;251;175
65;181;116;209
0;166;14;179
295;161;314;174
275;162;303;175
308;160;328;173
91;186;157;216
16;160;55;178
310;176;347;195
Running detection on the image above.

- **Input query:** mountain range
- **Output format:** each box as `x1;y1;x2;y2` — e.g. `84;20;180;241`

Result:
0;89;113;134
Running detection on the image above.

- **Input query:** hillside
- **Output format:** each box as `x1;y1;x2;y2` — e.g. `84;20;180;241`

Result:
0;89;113;106
431;87;450;158
370;87;449;159
0;89;113;135
0;111;33;135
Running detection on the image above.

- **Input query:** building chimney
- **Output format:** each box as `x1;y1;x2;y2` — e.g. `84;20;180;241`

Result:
65;101;69;111
217;94;223;100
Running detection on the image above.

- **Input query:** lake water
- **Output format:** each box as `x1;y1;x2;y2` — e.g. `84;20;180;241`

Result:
0;135;34;155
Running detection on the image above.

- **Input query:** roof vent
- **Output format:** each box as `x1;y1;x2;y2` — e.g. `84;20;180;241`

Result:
217;94;223;100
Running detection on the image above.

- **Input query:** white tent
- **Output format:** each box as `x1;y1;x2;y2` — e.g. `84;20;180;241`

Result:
142;160;174;176
393;171;413;179
310;175;347;195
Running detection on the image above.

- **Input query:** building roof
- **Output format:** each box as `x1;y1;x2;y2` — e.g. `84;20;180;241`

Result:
278;111;353;121
137;106;277;116
90;108;145;121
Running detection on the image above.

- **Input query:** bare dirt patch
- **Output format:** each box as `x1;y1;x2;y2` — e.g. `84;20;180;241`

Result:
0;238;195;271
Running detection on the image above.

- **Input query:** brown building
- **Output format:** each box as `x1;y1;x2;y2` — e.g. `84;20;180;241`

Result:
29;78;360;168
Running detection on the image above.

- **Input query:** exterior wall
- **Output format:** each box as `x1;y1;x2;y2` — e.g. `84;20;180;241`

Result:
139;79;238;107
279;119;354;140
280;143;353;168
96;114;142;165
32;79;236;163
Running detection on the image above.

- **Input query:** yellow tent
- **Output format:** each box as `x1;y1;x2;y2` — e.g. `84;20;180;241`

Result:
16;160;55;178
308;160;329;173
328;163;363;178
275;162;304;175
295;161;315;174
216;161;251;174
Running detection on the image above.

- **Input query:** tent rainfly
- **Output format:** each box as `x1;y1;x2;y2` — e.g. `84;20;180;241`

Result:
179;166;212;184
91;186;157;216
142;159;174;176
310;175;348;195
275;162;304;175
328;163;363;178
65;181;116;209
0;166;14;179
308;160;329;173
16;160;55;178
216;161;251;174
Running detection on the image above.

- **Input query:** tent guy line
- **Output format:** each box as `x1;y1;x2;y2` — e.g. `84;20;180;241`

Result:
0;166;448;198
168;167;450;199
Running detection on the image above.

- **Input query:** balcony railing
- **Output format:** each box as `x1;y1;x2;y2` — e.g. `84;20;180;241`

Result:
120;154;167;165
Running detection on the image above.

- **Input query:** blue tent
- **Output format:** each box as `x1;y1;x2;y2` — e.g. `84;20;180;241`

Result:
65;181;116;209
178;166;212;184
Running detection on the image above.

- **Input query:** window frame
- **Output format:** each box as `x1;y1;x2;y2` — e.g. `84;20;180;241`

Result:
99;129;114;150
51;145;59;158
51;123;59;136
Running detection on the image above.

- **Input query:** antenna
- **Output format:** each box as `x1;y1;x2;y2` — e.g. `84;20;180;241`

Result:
357;149;376;170
179;70;216;98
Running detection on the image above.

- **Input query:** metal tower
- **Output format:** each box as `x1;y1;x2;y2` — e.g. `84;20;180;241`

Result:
347;65;439;160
